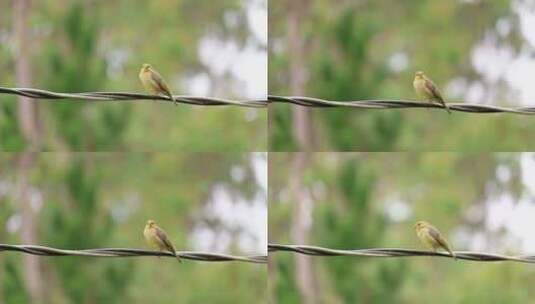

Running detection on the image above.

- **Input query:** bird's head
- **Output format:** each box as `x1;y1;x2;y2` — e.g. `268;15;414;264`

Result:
142;63;152;71
414;221;429;231
414;71;425;79
146;220;156;227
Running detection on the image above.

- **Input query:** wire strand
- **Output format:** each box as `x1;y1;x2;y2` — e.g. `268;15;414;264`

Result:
0;244;267;264
268;244;535;263
0;87;267;108
268;95;535;114
6;243;534;263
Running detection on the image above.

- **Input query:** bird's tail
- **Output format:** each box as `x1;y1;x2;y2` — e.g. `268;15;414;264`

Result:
174;251;182;263
168;92;178;106
447;248;457;260
442;102;451;114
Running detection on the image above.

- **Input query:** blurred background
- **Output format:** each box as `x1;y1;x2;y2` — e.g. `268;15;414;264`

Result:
0;152;267;303
0;0;267;151
269;152;535;303
269;0;535;151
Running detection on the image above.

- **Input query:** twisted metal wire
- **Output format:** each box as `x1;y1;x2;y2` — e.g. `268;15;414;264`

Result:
0;244;267;264
268;95;535;114
268;244;535;263
0;87;267;108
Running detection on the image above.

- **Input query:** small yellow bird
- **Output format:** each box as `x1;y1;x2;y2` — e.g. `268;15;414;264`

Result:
139;63;178;105
413;71;451;114
144;220;182;262
415;221;456;259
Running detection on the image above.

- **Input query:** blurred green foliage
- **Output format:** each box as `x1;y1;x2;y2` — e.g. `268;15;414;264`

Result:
316;160;405;303
44;2;130;150
0;0;266;151
269;153;535;303
269;0;534;151
0;153;266;303
43;158;132;303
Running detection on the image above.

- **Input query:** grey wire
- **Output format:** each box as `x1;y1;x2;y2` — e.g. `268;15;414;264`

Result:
0;244;267;264
268;95;535;114
0;87;267;108
268;244;535;263
5;243;534;263
6;88;531;113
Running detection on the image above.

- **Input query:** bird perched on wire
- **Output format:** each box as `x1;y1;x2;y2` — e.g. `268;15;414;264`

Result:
415;221;456;260
413;71;451;114
144;220;182;262
139;63;178;105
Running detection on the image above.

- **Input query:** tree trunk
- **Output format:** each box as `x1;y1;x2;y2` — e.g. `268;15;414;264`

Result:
288;0;312;151
14;0;41;151
290;152;315;304
16;153;43;304
287;2;315;303
0;216;4;304
13;1;43;303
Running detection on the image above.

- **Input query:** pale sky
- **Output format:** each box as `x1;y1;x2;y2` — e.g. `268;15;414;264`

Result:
456;0;535;105
387;0;535;106
189;0;267;99
384;153;535;253
190;152;267;254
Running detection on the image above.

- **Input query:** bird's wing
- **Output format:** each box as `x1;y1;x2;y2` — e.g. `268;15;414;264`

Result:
155;227;176;253
424;78;444;101
429;228;451;252
150;69;172;94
